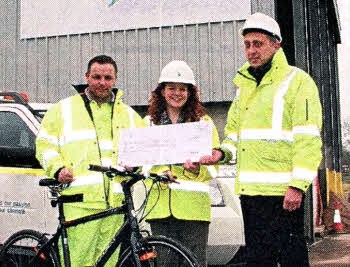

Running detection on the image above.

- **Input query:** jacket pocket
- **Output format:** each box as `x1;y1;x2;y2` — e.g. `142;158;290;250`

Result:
260;144;292;170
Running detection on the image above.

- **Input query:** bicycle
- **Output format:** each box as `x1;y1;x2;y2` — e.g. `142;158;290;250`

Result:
1;164;201;267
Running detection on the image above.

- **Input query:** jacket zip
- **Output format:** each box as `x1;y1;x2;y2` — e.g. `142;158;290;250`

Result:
81;93;115;209
237;71;256;83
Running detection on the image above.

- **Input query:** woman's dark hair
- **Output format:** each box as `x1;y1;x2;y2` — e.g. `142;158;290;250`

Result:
148;82;207;124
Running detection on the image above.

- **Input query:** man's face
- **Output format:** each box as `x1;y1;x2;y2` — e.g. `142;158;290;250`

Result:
243;32;280;68
85;62;116;102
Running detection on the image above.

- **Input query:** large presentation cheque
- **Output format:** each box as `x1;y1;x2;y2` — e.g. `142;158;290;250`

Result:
117;121;212;167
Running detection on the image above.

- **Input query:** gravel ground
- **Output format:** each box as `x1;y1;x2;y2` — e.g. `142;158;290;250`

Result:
309;233;350;266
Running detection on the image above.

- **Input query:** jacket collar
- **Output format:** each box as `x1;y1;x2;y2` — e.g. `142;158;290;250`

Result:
247;59;272;86
234;48;289;87
71;84;123;102
84;88;116;103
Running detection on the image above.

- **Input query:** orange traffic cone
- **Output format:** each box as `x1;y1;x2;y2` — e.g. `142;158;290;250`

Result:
333;201;343;232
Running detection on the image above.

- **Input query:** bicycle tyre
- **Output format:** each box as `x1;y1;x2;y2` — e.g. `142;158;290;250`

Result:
1;229;59;267
116;235;201;267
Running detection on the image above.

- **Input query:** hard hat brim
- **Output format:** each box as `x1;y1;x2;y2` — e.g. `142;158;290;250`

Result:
241;28;282;42
158;79;196;86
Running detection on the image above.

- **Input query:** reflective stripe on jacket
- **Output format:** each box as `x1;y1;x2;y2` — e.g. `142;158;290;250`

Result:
36;87;144;209
144;115;220;221
219;48;322;196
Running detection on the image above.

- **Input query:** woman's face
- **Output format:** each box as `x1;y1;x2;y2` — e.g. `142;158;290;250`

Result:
161;82;189;110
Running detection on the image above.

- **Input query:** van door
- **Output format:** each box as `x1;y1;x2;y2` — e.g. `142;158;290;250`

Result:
0;106;57;244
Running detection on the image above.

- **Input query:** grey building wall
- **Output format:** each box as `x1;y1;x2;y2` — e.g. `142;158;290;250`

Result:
251;0;275;17
0;1;252;106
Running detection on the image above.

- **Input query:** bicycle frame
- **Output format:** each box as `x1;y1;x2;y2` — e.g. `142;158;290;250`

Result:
36;174;147;267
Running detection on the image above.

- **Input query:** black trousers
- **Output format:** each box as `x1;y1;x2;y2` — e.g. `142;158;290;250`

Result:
148;216;209;267
240;195;310;267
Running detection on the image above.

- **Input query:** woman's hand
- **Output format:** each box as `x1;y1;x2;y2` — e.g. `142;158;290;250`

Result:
184;159;200;174
199;149;223;165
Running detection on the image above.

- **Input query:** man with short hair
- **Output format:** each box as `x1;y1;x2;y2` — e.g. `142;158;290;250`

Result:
36;55;144;266
200;13;322;266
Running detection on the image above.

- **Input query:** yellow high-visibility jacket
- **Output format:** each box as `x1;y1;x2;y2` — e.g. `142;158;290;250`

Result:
144;115;220;222
36;86;144;210
219;48;323;196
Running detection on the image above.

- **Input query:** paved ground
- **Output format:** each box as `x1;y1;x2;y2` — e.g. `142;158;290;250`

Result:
309;232;350;266
210;232;350;266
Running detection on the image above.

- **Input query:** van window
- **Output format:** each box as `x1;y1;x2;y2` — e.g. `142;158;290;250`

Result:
0;111;40;168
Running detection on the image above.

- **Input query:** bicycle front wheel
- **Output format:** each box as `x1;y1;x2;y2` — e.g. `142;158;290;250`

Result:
117;235;200;267
1;229;59;267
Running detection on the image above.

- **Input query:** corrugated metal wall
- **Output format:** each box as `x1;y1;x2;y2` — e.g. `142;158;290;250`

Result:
0;1;246;105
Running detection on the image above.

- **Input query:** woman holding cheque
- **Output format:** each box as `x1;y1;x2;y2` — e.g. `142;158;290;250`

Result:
143;60;220;266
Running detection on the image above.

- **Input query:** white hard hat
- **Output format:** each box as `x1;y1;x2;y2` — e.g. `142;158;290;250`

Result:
158;60;196;85
240;12;282;42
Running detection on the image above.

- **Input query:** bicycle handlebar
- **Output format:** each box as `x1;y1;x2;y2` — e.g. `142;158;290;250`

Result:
38;165;177;211
88;164;177;184
88;164;110;172
39;178;61;187
38;165;177;194
88;164;126;174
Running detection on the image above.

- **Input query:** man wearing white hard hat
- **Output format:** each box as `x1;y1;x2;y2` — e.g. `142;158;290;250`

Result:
200;12;322;266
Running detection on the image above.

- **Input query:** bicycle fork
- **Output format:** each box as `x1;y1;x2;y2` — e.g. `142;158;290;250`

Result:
125;187;157;266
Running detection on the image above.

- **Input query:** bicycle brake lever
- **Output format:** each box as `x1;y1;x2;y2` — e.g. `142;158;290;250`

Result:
106;171;114;178
158;174;180;184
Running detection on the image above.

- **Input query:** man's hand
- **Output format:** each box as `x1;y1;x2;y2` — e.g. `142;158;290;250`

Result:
283;186;303;211
199;149;223;165
58;167;74;184
184;159;200;174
